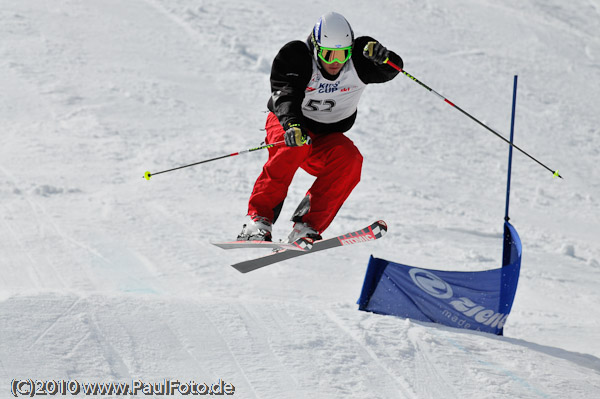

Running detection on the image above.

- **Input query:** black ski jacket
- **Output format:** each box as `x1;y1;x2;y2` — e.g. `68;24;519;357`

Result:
267;36;403;135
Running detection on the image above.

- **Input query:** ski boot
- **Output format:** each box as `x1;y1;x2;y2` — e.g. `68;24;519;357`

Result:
287;222;322;243
237;215;273;241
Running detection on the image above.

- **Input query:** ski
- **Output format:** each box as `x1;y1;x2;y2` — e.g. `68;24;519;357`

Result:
230;220;387;273
212;237;313;252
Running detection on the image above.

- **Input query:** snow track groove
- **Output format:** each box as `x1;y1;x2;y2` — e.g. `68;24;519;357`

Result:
324;309;418;399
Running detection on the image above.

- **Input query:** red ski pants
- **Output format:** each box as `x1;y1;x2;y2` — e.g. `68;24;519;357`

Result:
247;112;363;233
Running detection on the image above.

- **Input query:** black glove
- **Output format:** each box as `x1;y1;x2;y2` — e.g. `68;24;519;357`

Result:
284;124;311;147
363;41;390;64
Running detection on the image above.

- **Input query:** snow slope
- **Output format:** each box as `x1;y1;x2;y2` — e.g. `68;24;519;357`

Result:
1;0;599;397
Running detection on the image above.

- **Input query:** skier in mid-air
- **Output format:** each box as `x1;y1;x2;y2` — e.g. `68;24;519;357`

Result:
238;11;403;243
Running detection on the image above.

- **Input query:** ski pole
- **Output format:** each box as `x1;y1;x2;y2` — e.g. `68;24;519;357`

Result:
143;140;285;180
384;59;562;179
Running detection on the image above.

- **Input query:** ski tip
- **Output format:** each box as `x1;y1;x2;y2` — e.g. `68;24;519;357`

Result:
373;220;388;239
376;220;388;231
144;171;152;180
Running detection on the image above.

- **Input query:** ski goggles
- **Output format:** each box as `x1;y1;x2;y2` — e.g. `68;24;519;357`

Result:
317;46;353;64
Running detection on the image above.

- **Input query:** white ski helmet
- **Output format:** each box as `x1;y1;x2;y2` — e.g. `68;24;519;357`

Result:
310;12;354;64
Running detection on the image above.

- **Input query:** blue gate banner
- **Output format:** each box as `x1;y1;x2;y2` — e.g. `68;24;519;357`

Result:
357;222;522;335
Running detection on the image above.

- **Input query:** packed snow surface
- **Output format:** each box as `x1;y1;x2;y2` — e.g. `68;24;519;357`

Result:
1;0;599;397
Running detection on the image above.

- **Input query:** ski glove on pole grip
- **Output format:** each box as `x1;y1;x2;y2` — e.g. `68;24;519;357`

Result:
284;124;311;147
363;41;390;64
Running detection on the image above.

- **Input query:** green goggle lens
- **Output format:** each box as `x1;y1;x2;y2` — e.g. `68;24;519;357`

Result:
318;47;352;64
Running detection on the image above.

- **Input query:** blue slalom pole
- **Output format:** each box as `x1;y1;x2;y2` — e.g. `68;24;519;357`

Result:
504;75;518;222
503;76;518;268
